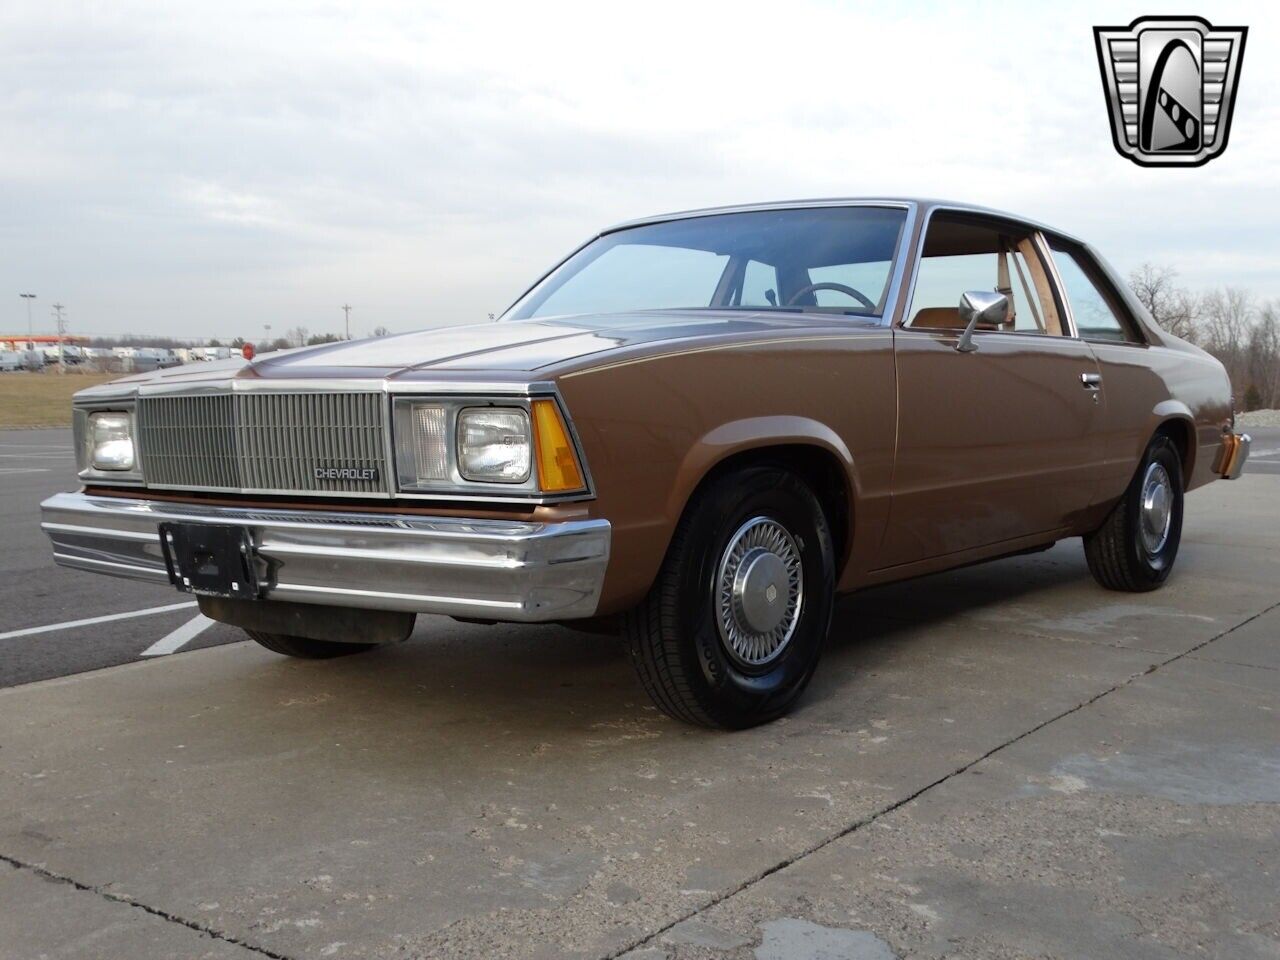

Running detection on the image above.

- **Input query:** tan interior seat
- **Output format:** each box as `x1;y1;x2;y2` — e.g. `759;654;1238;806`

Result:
911;307;964;329
911;306;1006;332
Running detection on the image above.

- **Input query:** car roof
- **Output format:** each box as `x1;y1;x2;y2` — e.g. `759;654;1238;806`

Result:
605;198;1086;245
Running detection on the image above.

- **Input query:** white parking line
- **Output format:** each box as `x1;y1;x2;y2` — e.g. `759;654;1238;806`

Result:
141;614;215;656
0;601;196;641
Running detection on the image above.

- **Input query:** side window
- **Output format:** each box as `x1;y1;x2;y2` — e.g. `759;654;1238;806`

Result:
906;217;1064;335
1049;241;1139;343
911;252;1041;332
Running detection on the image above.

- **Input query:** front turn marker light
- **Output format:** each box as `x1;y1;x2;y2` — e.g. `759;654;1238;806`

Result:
532;398;584;493
89;411;135;471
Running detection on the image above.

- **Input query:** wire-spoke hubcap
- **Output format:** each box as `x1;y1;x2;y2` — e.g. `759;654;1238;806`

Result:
716;517;803;668
1139;461;1173;555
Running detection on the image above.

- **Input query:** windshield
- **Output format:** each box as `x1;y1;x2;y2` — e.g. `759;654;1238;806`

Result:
503;206;907;322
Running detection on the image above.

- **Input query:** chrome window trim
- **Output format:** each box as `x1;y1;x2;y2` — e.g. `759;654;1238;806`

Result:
607;198;914;232
1035;231;1080;339
876;202;917;329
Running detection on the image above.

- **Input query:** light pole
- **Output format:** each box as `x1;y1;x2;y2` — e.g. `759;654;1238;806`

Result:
52;303;66;371
341;304;352;340
19;293;36;342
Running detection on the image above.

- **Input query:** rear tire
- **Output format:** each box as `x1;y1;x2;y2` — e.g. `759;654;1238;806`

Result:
245;629;379;659
1084;433;1184;592
623;465;836;729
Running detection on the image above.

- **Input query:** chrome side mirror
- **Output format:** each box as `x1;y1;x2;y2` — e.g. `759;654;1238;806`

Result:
955;290;1010;353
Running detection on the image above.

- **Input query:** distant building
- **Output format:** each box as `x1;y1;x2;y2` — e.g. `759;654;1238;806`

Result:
0;334;88;353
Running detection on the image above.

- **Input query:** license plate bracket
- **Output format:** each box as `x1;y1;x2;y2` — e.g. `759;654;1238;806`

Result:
160;523;259;599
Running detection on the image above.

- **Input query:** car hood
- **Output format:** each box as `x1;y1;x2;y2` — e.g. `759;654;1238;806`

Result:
91;312;879;394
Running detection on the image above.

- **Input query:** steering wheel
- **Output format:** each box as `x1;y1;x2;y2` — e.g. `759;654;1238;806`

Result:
785;281;875;310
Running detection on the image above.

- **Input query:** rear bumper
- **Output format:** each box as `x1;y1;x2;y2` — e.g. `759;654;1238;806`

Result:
1217;432;1251;480
40;492;611;622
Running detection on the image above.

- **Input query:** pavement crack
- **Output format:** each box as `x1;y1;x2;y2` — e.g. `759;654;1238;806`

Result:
1187;654;1278;672
601;598;1280;959
0;852;295;960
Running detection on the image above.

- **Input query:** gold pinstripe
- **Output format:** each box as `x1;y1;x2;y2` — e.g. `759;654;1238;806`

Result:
560;333;894;379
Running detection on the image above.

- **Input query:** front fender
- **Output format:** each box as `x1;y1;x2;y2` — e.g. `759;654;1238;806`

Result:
666;415;858;522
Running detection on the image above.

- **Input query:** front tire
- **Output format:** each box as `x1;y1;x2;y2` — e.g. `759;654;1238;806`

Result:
624;465;836;729
1084;433;1184;592
245;629;380;659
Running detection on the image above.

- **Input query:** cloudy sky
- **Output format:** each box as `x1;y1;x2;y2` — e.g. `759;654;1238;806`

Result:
2;1;1277;340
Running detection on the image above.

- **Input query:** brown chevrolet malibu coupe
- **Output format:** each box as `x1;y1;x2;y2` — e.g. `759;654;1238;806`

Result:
43;199;1251;727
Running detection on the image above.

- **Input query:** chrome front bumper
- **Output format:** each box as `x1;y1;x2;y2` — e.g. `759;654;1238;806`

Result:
40;492;611;622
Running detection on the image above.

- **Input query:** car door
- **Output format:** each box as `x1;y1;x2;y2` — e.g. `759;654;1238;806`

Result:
1046;236;1172;507
879;212;1105;569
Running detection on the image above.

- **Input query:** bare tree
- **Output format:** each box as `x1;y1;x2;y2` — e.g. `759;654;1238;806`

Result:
371;326;391;338
1127;267;1280;410
1201;287;1254;392
286;326;309;348
1247;304;1280;409
1128;263;1199;342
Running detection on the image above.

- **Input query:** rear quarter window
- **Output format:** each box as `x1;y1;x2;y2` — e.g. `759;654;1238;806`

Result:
1048;240;1143;344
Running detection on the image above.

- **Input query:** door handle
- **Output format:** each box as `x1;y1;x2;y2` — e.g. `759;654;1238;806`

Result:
1080;372;1102;390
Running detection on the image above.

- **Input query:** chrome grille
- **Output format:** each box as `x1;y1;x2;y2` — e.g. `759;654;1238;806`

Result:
137;393;388;496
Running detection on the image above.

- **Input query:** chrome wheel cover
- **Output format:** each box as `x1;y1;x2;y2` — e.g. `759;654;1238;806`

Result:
1139;461;1173;555
715;517;803;667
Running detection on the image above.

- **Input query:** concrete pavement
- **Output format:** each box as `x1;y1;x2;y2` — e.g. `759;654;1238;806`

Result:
1;468;1276;958
1239;425;1280;475
1;429;240;689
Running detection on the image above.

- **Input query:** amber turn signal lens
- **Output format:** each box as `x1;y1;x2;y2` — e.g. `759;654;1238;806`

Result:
531;398;584;493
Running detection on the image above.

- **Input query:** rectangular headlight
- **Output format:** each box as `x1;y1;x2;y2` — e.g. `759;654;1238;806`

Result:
457;407;531;483
390;395;588;498
89;411;135;471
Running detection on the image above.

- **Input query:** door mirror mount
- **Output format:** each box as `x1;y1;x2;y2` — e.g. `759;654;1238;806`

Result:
955;290;1010;353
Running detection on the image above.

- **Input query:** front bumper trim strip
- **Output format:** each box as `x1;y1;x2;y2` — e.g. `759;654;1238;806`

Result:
41;492;611;622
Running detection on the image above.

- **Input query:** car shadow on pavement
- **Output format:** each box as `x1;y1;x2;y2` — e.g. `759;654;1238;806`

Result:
219;545;1094;741
838;543;1089;632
